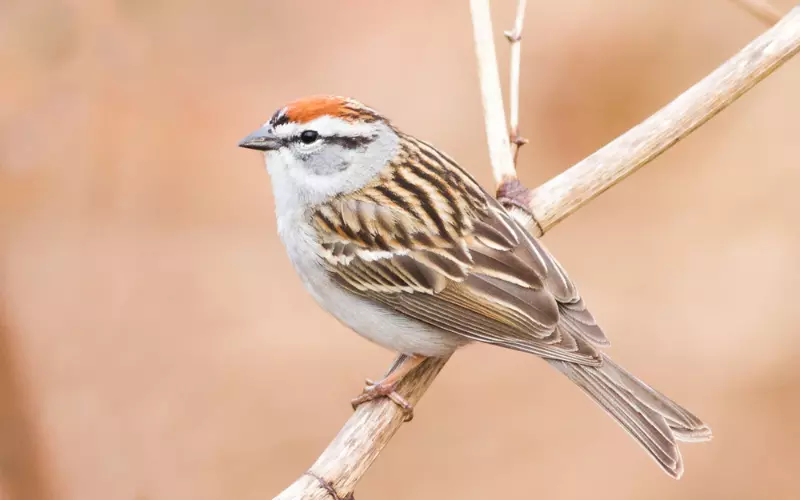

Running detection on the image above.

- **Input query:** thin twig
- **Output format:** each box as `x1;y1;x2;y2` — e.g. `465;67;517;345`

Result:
273;6;800;500
471;0;517;184
727;0;783;26
501;6;800;236
505;0;529;165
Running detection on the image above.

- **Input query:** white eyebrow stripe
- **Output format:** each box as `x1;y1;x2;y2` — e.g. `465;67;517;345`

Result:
273;116;376;139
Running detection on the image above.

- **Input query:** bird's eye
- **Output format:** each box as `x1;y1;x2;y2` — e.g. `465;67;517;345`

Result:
300;130;319;144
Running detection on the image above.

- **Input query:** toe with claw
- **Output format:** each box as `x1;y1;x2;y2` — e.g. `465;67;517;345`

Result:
351;378;414;422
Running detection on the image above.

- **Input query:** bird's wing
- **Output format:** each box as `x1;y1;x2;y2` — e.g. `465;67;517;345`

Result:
311;137;608;365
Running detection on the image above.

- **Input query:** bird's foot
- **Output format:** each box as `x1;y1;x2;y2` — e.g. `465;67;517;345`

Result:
351;377;414;422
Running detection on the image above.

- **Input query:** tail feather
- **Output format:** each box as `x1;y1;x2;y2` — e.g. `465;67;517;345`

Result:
549;355;712;479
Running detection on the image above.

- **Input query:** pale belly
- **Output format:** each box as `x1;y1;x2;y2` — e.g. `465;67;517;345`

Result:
280;222;466;357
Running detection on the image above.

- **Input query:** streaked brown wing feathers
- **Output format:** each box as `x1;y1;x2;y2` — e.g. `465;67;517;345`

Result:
313;136;609;363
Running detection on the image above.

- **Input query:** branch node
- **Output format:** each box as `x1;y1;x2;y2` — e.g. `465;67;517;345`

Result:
496;177;542;237
504;29;522;42
305;471;354;500
510;133;529;146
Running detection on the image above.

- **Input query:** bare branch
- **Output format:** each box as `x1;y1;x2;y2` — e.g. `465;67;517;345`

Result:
470;0;517;184
727;0;783;26
274;6;800;500
500;6;800;236
274;356;449;500
505;0;529;165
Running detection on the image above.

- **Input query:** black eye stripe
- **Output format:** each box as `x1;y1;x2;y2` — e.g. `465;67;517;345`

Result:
322;134;377;149
288;133;378;149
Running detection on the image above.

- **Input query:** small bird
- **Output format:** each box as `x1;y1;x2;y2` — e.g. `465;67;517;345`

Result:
239;95;711;478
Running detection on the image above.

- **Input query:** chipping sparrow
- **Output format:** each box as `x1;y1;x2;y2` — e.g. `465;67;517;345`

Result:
239;96;711;478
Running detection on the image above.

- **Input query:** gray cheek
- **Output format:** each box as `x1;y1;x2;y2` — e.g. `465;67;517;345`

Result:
302;146;351;176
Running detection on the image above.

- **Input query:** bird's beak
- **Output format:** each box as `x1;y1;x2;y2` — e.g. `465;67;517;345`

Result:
238;126;281;151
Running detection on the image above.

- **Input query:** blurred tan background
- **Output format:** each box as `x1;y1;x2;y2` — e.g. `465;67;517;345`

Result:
2;1;799;499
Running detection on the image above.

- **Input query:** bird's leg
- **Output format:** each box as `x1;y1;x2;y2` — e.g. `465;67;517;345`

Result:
350;354;427;422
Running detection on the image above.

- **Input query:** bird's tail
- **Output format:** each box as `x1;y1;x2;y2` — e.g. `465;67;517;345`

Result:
548;355;712;478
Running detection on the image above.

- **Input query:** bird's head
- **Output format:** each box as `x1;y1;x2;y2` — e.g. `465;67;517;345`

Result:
239;96;400;207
